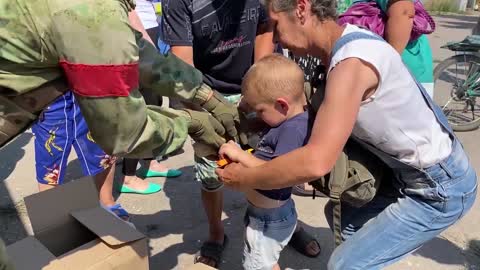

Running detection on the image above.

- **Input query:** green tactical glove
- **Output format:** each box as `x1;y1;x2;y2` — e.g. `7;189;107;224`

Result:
182;109;226;149
193;84;240;142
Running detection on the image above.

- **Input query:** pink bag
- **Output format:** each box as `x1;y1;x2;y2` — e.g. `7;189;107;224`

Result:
337;0;435;41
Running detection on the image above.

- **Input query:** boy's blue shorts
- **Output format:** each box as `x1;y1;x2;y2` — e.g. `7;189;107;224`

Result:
32;92;115;185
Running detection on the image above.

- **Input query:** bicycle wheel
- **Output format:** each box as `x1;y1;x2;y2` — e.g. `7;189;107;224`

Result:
434;54;480;131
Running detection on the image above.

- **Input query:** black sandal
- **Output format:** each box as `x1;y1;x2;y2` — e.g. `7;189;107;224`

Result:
288;227;321;258
194;235;229;268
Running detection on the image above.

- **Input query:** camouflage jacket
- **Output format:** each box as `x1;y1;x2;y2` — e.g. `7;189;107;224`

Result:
0;0;212;158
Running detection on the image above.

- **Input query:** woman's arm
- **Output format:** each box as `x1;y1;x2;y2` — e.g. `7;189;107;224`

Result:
216;58;379;190
384;0;415;53
255;21;275;62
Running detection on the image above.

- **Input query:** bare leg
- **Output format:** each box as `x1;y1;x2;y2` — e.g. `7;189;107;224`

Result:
95;163;116;207
38;164;117;208
121;158;149;191
148;159;169;172
38;183;55;192
196;189;225;267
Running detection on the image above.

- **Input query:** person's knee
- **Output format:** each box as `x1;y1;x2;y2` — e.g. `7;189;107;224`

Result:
194;155;223;192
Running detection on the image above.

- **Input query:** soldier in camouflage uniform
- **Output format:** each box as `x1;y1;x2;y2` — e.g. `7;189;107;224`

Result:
0;0;240;154
0;0;241;268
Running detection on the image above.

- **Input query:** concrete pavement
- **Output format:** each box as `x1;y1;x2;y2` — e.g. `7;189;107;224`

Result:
0;14;479;270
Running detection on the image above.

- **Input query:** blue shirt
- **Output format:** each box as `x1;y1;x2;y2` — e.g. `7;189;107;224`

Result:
254;111;311;201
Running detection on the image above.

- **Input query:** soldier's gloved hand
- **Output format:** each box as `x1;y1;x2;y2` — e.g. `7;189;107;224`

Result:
201;90;240;142
183;109;226;149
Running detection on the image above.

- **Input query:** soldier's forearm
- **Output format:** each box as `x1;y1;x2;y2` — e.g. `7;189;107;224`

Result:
76;93;189;158
136;35;213;105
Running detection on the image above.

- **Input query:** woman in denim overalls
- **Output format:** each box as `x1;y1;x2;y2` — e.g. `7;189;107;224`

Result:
216;0;478;269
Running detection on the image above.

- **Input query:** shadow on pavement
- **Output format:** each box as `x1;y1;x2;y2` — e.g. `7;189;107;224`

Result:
0;133;32;182
439;21;477;30
413;237;466;266
131;165;246;269
0;133;32;245
436;14;478;31
465;239;480;268
279;221;333;270
130;165;334;270
437;15;479;23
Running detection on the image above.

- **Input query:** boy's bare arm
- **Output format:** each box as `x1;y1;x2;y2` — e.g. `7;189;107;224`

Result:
238;153;266;168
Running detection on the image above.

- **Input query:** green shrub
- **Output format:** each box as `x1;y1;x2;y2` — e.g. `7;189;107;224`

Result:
425;0;460;13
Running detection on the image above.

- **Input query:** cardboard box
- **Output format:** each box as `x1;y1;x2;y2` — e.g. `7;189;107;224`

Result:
6;177;149;270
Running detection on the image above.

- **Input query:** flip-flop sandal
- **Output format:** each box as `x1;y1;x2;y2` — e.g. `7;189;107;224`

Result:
288;227;321;258
102;203;136;229
292;184;326;198
194;235;229;268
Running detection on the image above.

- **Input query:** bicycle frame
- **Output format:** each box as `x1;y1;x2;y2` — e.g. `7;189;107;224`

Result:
463;59;480;97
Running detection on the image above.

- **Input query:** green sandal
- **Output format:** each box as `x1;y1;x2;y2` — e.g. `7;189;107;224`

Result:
138;168;182;178
119;182;162;194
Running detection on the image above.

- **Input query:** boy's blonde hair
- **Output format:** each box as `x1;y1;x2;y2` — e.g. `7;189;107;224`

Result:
242;53;305;104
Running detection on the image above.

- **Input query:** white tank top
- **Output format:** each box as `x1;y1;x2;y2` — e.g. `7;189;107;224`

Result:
328;25;452;168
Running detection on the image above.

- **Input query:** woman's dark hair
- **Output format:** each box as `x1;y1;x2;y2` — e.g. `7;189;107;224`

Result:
261;0;337;21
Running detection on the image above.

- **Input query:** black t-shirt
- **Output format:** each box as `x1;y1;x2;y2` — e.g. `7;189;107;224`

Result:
161;0;268;94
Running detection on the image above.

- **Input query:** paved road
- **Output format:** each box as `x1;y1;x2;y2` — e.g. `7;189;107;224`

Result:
0;14;479;270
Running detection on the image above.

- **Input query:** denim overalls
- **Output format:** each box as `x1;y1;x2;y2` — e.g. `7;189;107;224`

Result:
325;32;478;270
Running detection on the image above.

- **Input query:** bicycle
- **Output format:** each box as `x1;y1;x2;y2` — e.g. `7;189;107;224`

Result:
434;35;480;131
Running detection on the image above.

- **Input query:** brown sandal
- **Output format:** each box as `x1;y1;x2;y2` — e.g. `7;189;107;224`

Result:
288;227;321;258
194;235;228;268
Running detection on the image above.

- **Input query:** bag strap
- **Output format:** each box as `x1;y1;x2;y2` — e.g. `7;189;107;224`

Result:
332;198;343;247
329;147;377;247
332;31;384;57
329;152;347;247
329;32;384;247
332;31;453;137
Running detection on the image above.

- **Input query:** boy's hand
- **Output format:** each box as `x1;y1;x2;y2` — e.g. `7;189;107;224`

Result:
218;140;245;163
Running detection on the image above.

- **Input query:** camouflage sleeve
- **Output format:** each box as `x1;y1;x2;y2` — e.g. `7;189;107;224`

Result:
49;0;191;158
136;32;213;104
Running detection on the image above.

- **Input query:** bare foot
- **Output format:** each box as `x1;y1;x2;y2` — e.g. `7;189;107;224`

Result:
122;175;149;191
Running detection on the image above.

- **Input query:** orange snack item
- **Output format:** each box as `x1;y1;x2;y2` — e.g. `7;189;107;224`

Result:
217;149;254;168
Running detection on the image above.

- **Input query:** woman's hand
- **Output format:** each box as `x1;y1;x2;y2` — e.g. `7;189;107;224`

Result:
216;162;250;191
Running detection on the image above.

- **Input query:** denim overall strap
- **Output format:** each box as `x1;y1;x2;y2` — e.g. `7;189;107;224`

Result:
331;31;457;193
332;31;455;138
